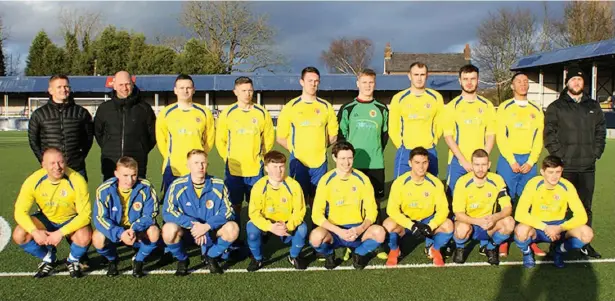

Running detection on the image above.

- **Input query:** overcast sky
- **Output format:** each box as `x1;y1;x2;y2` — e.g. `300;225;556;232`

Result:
0;1;564;74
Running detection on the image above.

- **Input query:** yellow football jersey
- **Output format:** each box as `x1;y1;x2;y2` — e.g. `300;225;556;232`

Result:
452;172;511;218
248;176;306;231
388;88;444;149
496;99;544;166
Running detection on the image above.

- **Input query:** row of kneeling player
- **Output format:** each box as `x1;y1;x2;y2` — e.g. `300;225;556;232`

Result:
12;142;592;278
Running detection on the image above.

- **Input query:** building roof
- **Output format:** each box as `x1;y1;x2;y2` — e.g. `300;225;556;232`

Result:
0;74;464;93
385;53;468;73
511;38;615;70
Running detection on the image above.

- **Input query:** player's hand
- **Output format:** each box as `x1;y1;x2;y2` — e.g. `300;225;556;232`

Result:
544;225;562;241
480;217;494;230
349;225;365;237
510;162;521;173
338;229;355;241
519;163;532;174
271;222;289;237
46;230;64;247
191;222;210;238
195;235;207;246
31;229;48;245
120;230;136;245
461;160;472;172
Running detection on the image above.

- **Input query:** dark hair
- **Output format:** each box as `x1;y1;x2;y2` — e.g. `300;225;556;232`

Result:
358;68;377;78
264;150;286;164
234;76;253;87
511;72;527;82
409;62;429;73
175;74;194;86
332;141;355;157
301;66;320;79
187;149;208;159
49;75;69;84
116;156;138;171
409;147;429;161
542;155;564;169
459;64;479;78
471;149;489;160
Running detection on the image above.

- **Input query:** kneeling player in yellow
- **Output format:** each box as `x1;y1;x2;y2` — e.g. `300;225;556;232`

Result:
162;150;239;276
92;157;160;278
383;147;453;267
12;147;92;278
246;151;307;271
514;155;593;268
310;141;385;270
452;149;515;265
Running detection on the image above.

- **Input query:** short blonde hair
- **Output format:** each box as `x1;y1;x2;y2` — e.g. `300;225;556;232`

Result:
187;149;208;159
116;156;138;171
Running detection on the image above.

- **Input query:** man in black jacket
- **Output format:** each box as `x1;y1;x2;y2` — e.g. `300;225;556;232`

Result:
28;75;94;180
544;66;606;258
94;71;156;180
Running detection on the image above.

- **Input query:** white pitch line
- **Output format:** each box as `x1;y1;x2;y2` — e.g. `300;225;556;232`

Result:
0;258;614;277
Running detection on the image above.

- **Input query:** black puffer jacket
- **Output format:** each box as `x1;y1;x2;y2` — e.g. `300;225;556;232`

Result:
27;97;94;171
94;87;156;180
544;89;606;172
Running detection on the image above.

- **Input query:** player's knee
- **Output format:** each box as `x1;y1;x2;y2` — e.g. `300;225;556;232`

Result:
147;225;160;242
514;224;530;240
439;219;454;233
454;222;471;239
220;221;239;241
12;225;29;245
162;223;182;243
91;230;107;249
309;228;327;247
382;217;398;232
579;226;594;244
501;217;516;234
368;225;386;243
71;226;92;246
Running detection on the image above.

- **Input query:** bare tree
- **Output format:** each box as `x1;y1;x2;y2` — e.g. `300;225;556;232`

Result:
154;34;188;54
473;8;537;104
545;1;615;48
59;6;104;46
179;1;286;73
4;52;22;76
320;37;374;75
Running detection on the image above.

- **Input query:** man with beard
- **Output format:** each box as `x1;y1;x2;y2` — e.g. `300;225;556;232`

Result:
94;71;157;181
443;64;496;196
544;66;606;258
28;75;94;180
389;62;444;178
495;72;545;257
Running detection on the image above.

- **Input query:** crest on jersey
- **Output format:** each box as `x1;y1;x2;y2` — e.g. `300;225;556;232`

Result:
196;117;201;123
315;108;321;115
425;103;431;109
132;202;143;211
487;192;492;198
369;110;377;118
530;113;536;119
252;117;258;124
60;190;67;197
554;194;560;201
478;108;484;114
351;186;357;192
424;191;430;197
206;200;214;209
281;197;288;203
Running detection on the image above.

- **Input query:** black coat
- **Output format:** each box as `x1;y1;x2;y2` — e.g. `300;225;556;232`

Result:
94;87;156;179
28;97;94;171
544;90;606;172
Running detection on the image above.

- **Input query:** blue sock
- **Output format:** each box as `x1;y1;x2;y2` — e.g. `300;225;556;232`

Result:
355;239;380;256
514;237;532;255
289;223;307;259
487;231;510;250
313;242;333;256
96;244;117;261
388;232;399;250
480;240;489;248
559;237;585;253
167;242;188;261
454;236;468;249
247;223;263;261
135;241;157;262
20;240;48;261
207;238;232;258
67;243;88;263
433;232;453;250
200;244;209;256
425;237;434;248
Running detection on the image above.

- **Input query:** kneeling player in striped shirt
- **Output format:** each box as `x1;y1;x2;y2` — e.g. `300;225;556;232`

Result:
514;155;594;268
162;150;239;276
310;141;385;270
383;147;453;267
93;157;160;278
246;151;308;271
452;149;515;266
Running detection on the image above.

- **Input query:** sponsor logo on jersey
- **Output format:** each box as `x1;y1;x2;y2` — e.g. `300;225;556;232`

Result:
335;200;344;206
369;110;377;117
133;202;143;211
206;200;214;209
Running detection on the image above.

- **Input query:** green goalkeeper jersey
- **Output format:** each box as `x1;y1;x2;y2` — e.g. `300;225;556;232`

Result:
337;98;389;169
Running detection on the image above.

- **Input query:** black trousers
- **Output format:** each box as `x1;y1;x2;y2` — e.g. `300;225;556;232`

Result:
562;171;595;226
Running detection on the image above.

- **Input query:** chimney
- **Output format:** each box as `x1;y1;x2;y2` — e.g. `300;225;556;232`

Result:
384;42;392;60
464;43;471;61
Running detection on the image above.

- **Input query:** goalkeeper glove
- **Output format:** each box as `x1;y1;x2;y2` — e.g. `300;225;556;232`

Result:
410;222;433;239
